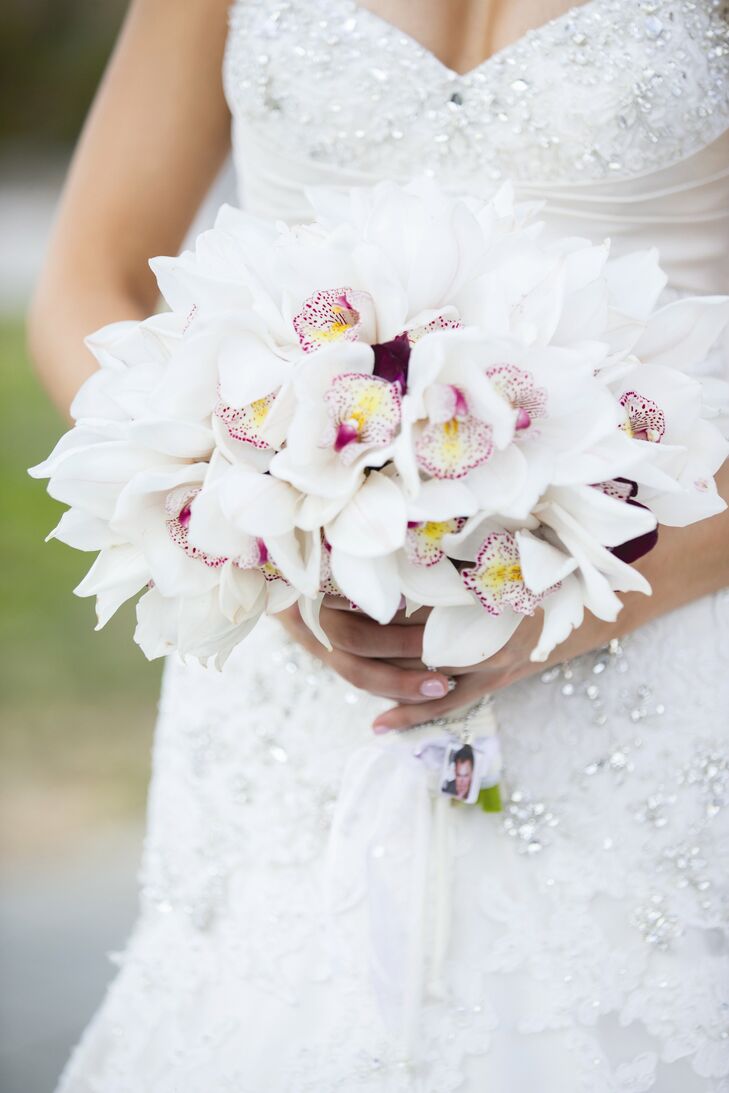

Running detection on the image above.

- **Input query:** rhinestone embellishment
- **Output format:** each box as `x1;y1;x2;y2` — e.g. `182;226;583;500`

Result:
224;0;729;185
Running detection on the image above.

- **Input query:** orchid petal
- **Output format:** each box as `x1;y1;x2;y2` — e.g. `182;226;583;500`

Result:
605;248;667;321
46;508;125;551
219;561;266;623
176;589;258;665
134;586;180;660
264;579;301;615
217;322;294;407
299;593;334;651
633;297;729;372
406;478;478;522
74;545;150;628
546;485;657;549
330;548;401;624
296;492;348;531
397;555;473;607
186;480;251;558
128;419;214;459
326;471;407;558
219;465;299;537
530;575;585;662
422;604;520;669
515;530;577;594
266;528;321;597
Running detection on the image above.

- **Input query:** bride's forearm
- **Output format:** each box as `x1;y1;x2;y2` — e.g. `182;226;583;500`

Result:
619;458;729;636
27;0;233;420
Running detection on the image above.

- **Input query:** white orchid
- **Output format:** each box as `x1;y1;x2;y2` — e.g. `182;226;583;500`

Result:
29;178;729;668
422;525;582;668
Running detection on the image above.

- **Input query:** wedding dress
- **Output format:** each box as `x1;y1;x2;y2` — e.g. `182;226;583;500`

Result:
56;2;729;1091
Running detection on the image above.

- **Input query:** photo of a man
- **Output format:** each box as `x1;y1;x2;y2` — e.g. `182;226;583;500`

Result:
441;743;479;803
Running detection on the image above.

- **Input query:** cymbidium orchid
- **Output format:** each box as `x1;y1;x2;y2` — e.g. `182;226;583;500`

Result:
608;357;729;526
29;178;729;669
422;524;582;668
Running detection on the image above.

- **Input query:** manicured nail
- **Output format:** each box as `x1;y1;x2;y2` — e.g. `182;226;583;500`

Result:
372;720;390;734
419;678;448;698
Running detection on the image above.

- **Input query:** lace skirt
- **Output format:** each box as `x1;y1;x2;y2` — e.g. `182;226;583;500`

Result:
55;590;729;1093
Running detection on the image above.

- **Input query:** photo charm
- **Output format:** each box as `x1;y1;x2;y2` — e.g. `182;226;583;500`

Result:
440;740;495;805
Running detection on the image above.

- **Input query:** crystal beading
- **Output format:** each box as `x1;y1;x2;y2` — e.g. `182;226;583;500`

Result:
224;0;729;185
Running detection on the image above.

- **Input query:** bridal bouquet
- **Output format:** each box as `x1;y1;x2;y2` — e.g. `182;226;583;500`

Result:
30;180;729;669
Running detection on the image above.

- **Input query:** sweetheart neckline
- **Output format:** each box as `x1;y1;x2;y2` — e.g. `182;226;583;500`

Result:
346;0;598;81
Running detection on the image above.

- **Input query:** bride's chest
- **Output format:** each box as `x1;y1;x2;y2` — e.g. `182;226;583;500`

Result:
223;0;729;184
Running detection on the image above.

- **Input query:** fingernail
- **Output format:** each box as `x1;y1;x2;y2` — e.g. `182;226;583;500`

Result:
419;678;448;698
372;720;390;734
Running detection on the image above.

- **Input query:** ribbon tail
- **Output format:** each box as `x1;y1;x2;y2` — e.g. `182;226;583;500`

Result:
427;793;452;1002
325;739;434;1061
399;771;432;1062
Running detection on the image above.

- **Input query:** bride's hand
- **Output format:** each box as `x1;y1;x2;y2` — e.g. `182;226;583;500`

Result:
275;600;453;707
276;596;624;732
370;607;618;732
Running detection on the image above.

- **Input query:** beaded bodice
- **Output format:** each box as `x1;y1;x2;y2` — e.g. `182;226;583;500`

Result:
224;0;729;185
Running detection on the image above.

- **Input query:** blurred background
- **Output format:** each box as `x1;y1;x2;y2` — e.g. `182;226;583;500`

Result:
1;3;164;1089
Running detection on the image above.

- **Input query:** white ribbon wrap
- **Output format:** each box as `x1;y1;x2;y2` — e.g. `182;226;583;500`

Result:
325;699;502;1061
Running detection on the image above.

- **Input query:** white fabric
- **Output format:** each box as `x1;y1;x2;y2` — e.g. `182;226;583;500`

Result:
57;2;729;1091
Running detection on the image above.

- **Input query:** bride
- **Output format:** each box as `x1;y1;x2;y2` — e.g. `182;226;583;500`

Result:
28;1;729;1090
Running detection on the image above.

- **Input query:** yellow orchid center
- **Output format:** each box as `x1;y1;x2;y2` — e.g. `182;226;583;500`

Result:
462;532;543;616
249;396;271;428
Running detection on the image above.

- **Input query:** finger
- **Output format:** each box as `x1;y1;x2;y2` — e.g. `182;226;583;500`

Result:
372;673;489;733
327;650;452;703
277;604;452;702
378;657;429;671
381;658;476;674
320;608;426;659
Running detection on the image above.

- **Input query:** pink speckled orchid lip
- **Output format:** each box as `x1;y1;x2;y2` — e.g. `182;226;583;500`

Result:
405;313;463;345
320;371;402;463
597;477;638;503
234;537;289;583
318;536;340;597
405;516;467;567
293;287;374;354
319;536;358;606
485;363;548;433
461;531;546;616
415;384;494;479
165;486;227;569
214;387;276;449
619;390;666;442
165;488;289;582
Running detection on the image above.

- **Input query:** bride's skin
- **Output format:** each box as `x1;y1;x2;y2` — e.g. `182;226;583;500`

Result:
29;0;729;730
